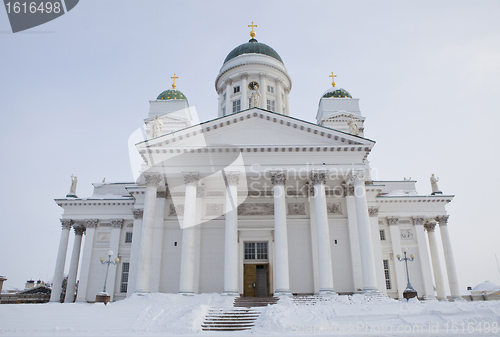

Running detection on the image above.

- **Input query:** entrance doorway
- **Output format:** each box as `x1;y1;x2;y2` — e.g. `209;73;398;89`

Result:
243;264;269;297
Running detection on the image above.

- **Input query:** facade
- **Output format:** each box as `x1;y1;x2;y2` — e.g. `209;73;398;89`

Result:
50;28;462;303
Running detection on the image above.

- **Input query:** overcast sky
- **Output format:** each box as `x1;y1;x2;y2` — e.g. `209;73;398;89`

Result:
1;0;499;292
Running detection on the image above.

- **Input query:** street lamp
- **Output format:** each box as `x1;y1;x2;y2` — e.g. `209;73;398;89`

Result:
396;247;417;300
95;250;119;304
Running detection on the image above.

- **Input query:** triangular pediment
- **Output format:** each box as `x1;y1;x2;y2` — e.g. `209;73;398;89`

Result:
141;108;374;148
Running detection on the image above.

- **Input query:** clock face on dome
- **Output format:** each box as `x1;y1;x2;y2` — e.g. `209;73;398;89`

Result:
248;81;259;90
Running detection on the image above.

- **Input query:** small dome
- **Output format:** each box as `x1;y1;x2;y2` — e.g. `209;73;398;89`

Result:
322;88;352;99
157;89;187;101
472;281;500;292
224;38;283;65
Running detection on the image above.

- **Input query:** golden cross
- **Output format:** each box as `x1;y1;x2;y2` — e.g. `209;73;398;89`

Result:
248;21;258;39
171;73;178;89
329;72;337;87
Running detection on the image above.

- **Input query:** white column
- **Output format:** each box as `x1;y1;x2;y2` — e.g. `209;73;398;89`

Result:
149;191;167;293
240;74;248;110
311;171;335;295
388;217;406;299
437;215;463;301
127;209;143;296
224;171;240;295
276;78;282;114
259;73;267;109
193;185;203;293
424;220;447;301
308;187;320;294
106;219;123;301
284;88;290;116
345;184;363;292
413;217;436;300
76;219;97;302
218;88;223;117
271;171;291;296
64;226;85;303
225;79;232;115
179;172;200;294
50;219;73;302
369;207;387;295
351;171;378;293
135;172;162;293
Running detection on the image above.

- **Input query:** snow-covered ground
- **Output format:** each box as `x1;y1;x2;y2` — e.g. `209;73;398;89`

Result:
0;294;499;336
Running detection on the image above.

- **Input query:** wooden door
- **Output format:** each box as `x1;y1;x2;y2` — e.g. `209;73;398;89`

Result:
243;264;257;297
256;265;269;297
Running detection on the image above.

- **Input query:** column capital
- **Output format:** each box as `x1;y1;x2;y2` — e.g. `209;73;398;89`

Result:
259;72;268;78
74;226;86;236
387;216;399;226
341;181;354;197
144;172;162;187
156;190;168;198
435;215;449;225
349;169;366;182
60;219;73;230
183;172;200;186
412;216;425;226
270;170;287;186
111;218;124;228
224;77;232;85
133;209;144;219
84;219;98;228
368;207;379;217
310;171;327;185
424;220;437;232
224;171;240;186
239;72;248;79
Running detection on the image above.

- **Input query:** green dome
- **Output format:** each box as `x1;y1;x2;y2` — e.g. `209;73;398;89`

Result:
223;39;283;64
322;88;352;99
157;89;187;100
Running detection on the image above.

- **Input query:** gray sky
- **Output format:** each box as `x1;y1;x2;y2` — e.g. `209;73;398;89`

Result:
1;0;499;292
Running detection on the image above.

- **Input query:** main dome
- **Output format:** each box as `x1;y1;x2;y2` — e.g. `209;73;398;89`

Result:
223;38;283;65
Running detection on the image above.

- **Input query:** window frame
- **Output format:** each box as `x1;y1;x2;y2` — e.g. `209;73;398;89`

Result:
120;262;130;293
232;99;241;113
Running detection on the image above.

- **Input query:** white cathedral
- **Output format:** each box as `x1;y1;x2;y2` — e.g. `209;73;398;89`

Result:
51;25;462;303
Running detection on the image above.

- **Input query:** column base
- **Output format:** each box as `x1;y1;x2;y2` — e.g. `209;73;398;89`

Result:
274;290;292;297
423;295;438;301
450;296;465;302
178;291;195;296
222;291;239;296
437;297;448;302
319;289;336;296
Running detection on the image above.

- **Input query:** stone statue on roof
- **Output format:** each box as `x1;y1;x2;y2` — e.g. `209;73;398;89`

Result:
252;91;261;108
152;115;162;138
67;175;78;197
430;174;442;195
347;114;359;136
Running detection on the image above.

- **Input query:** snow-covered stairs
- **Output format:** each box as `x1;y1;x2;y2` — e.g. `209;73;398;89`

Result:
201;308;261;332
233;296;279;307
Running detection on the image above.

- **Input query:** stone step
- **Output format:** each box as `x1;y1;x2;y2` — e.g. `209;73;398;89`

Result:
201;307;261;332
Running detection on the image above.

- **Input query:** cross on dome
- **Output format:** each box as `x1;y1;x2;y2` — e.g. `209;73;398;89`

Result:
248;21;258;39
171;73;179;89
329;72;337;87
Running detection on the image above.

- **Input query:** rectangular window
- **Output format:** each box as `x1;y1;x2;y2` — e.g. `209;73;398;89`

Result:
222;106;226;116
125;232;132;243
249;97;252;109
379;229;386;241
120;262;130;293
383;259;391;290
233;86;240;94
244;242;268;260
232;100;241;113
281;92;284;100
267;99;275;112
223;93;226;101
267;85;274;93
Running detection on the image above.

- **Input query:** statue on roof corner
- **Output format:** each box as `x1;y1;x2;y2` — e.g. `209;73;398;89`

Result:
348;114;359;136
67;175;78;197
152;115;162;138
430;174;442;195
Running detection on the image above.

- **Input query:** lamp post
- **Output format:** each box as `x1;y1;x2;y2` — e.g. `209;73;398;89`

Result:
396;247;417;300
95;250;119;304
